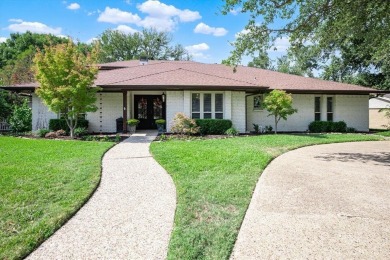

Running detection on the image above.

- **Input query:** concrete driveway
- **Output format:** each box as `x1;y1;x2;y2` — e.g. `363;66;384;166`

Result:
231;141;390;259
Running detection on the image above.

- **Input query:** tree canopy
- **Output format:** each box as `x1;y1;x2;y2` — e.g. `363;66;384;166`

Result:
96;28;191;62
34;41;99;138
222;0;390;89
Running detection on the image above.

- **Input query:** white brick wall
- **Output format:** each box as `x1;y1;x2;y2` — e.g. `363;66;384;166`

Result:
247;94;369;132
231;91;246;132
32;93;57;131
334;95;369;131
87;93;122;133
166;91;184;132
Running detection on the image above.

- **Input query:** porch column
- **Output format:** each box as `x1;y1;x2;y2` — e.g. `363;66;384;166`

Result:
122;90;127;133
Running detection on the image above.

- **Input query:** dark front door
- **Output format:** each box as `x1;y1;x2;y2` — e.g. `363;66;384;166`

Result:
134;95;165;129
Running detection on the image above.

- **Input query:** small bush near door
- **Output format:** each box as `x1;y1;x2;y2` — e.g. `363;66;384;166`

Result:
195;119;233;135
308;120;347;133
49;119;89;133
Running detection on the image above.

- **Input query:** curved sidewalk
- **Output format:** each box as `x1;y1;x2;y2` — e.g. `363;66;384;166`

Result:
28;131;176;259
232;141;390;259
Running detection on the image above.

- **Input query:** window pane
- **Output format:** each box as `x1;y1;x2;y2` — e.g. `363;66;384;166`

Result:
192;93;200;112
315;113;321;121
204;113;212;119
215;113;223;119
215;94;223;112
315;97;321;112
153;97;163;119
327;97;333;112
254;95;263;110
327;113;333;122
138;98;147;119
192;113;200;119
204;94;211;112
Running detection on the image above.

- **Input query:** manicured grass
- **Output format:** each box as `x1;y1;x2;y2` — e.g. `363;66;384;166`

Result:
374;130;390;137
150;134;382;260
0;137;113;260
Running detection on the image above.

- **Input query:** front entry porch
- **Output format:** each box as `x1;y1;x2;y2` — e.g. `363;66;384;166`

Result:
134;95;165;130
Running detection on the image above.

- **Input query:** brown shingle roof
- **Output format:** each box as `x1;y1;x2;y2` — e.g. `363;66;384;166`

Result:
3;60;387;93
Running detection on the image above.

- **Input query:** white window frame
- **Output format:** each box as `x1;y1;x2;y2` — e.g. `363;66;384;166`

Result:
314;96;321;121
191;92;224;119
253;94;264;111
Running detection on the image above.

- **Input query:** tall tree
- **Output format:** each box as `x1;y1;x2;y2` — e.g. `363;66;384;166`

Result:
222;0;390;89
96;28;191;62
34;41;99;138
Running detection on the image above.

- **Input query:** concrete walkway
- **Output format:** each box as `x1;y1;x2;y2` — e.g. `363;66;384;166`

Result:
231;141;390;259
28;130;176;259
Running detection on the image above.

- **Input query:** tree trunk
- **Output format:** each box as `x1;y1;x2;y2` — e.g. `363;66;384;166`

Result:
274;116;278;134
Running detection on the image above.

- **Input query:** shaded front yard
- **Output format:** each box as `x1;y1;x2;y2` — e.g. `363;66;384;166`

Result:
150;134;383;259
0;137;113;260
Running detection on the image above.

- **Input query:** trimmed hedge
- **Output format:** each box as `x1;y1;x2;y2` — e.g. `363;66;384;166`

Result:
308;120;347;133
195;119;233;135
49;119;89;132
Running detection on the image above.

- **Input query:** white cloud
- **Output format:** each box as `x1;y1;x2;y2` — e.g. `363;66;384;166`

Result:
115;25;139;34
194;22;228;37
0;37;7;43
138;16;176;32
185;43;209;52
98;1;201;32
229;8;241;15
7;20;62;35
185;43;210;59
67;3;80;10
9;18;23;23
86;37;98;44
137;0;200;22
235;28;250;38
98;7;141;24
270;37;290;53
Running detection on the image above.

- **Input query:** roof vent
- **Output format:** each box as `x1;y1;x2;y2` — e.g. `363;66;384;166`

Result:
139;56;148;65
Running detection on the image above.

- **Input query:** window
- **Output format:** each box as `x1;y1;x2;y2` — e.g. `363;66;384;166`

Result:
203;93;212;119
314;97;321;121
215;94;223;119
253;95;263;110
191;93;224;119
327;97;333;121
192;93;200;119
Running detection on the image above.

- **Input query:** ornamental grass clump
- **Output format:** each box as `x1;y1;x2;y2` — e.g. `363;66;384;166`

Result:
170;112;200;135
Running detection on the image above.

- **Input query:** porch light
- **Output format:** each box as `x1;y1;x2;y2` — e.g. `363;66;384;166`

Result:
162;92;166;102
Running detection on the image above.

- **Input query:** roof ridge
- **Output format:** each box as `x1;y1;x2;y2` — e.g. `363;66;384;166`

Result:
179;67;263;87
104;67;181;85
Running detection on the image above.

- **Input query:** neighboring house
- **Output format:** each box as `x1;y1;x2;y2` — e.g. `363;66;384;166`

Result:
2;60;387;133
369;94;390;130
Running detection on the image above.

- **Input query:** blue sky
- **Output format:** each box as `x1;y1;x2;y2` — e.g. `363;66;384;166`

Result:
0;0;289;64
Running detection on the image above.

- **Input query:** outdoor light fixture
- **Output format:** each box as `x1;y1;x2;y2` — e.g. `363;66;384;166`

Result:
162;92;166;102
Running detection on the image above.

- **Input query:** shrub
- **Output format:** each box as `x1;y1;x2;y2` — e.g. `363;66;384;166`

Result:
225;127;239;136
74;127;88;137
127;119;140;126
253;124;260;134
49;119;88;132
346;127;356;133
309;121;347;133
155;119;166;125
37;129;50;138
331;121;347;132
195;119;232;135
264;125;273;133
8;99;32;133
171;112;200;135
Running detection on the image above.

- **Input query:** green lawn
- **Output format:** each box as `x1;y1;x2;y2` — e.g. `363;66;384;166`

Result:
374;130;390;137
0;137;113;260
150;134;383;260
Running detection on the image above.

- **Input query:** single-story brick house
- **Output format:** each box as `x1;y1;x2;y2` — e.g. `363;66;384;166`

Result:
369;94;390;129
2;60;386;133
